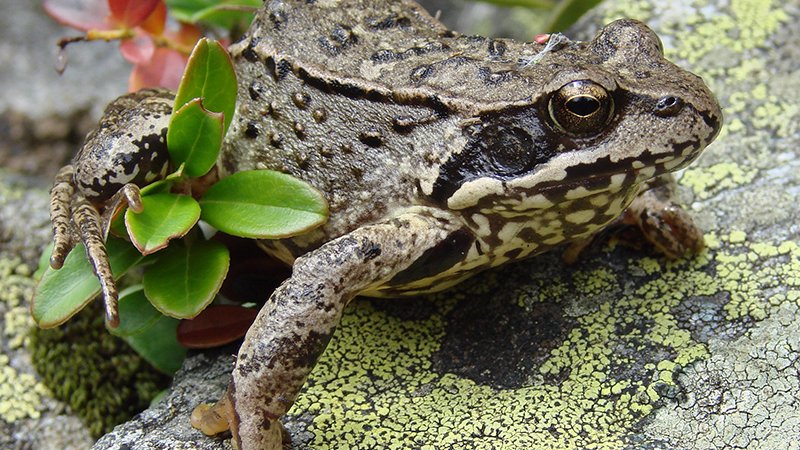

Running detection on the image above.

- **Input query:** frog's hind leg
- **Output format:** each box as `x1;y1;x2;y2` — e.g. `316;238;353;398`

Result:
621;173;704;258
192;213;461;450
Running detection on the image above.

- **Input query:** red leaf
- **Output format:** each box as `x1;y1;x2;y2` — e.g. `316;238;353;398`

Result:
43;0;113;31
119;32;154;64
177;305;258;349
128;47;187;91
138;1;167;36
108;0;160;28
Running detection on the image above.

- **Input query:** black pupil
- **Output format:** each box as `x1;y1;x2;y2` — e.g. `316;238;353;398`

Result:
658;96;678;109
566;96;600;116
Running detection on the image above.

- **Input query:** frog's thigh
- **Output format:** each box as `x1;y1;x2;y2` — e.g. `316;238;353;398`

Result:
623;173;704;257
230;213;459;450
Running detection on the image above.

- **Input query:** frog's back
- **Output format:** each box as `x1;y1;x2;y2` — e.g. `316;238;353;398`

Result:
219;0;534;253
219;0;722;267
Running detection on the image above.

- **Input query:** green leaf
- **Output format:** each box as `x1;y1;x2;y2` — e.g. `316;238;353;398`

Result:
34;242;53;281
109;286;163;337
167;98;225;178
172;38;237;132
124;314;187;375
199;170;329;239
108;285;187;374
143;239;229;319
32;237;145;328
166;0;260;29
545;0;604;32
125;192;201;255
139;165;184;197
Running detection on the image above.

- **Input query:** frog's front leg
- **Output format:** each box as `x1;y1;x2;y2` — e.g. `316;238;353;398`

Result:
192;212;463;449
622;173;704;258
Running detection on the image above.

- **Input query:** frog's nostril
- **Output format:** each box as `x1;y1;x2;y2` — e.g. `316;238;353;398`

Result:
654;95;684;117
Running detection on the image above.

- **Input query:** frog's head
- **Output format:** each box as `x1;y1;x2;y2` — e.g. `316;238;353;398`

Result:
429;19;721;245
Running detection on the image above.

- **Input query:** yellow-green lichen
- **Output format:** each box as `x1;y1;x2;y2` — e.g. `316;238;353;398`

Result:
1;258;36;349
0;259;49;424
288;231;800;449
0;355;49;423
680;162;758;200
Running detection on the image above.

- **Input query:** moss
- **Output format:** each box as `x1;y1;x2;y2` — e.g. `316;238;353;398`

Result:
28;302;169;438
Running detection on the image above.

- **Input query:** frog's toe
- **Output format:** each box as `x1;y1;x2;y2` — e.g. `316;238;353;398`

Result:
624;195;704;258
190;390;288;450
49;164;77;269
637;203;704;258
190;399;232;436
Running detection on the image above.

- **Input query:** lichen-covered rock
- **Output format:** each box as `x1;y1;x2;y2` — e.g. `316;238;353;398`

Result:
91;0;800;448
3;0;799;449
0;174;94;450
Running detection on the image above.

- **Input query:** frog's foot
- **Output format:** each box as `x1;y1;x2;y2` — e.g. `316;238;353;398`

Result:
191;390;289;450
190;393;233;436
49;164;143;326
622;175;704;258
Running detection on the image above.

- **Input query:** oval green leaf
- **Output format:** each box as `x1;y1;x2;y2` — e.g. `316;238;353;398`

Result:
166;98;224;177
124;314;187;375
125;192;201;255
172;38;237;132
32;237;145;328
143;239;229;319
167;0;260;29
199;170;329;239
109;286;163;337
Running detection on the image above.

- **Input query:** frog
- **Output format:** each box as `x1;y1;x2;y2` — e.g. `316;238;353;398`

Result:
47;1;722;448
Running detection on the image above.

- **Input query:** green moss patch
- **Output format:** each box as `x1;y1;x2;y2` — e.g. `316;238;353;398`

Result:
28;303;169;438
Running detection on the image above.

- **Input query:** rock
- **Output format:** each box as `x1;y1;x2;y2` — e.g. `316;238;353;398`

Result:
0;171;94;450
0;0;128;119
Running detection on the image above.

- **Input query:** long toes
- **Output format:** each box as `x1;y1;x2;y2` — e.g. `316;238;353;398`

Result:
74;197;120;326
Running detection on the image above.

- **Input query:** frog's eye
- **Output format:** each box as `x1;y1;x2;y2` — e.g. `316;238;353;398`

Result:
548;80;614;135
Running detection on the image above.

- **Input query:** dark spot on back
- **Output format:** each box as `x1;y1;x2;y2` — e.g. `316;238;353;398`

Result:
242;39;259;62
269;10;288;30
318;23;358;56
365;13;412;29
265;56;292;81
358;128;383;147
248;81;263;100
245;122;259;139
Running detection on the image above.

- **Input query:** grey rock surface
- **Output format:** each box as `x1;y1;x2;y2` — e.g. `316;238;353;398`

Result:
0;0;128;119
